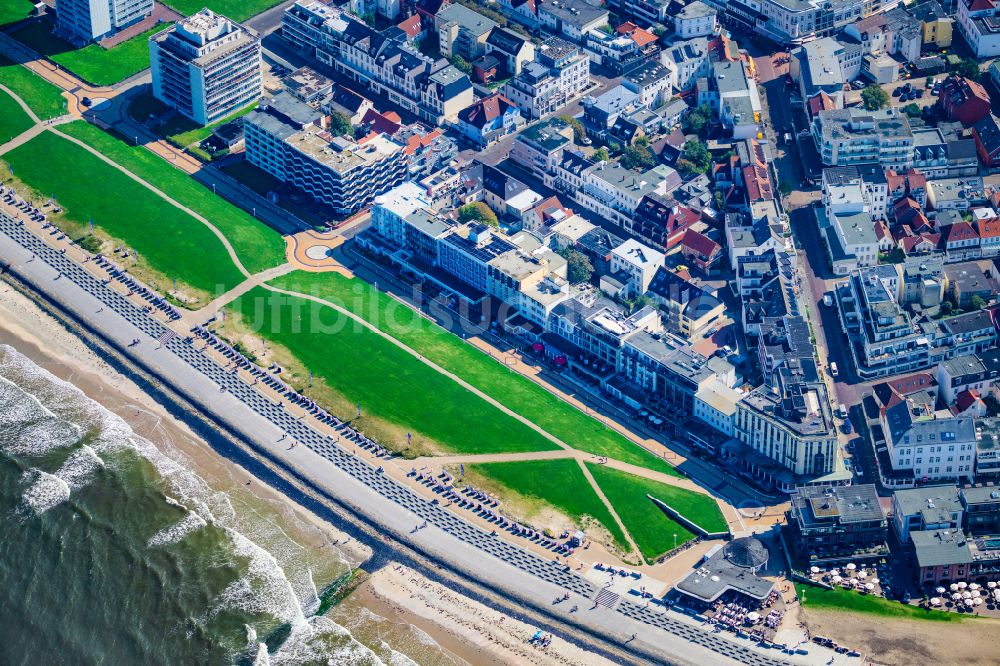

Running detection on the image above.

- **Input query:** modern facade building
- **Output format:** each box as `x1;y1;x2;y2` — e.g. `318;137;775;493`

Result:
958;0;1000;58
150;9;262;126
812;108;914;169
244;92;408;215
56;0;153;43
787;484;889;564
436;3;497;60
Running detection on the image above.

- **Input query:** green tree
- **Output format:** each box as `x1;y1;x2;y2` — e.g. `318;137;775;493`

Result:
682;105;710;134
860;84;889;111
941;299;954;316
968;295;986;312
676;158;698;178
778;181;792;197
361;12;376;26
901;103;922;118
451;55;472;74
954;58;981;80
592;147;609;162
559;115;585;142
558;248;594;284
458;202;498;228
681;139;711;174
985;394;1000;417
621;144;656;170
712;190;725;210
329;111;353;137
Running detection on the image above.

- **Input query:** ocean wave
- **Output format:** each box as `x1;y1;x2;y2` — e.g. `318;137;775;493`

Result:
267;616;388;666
213;530;308;627
148;510;209;548
19;469;71;515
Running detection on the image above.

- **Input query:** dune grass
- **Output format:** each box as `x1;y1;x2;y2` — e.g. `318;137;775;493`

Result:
795;583;966;622
58;122;285;275
0;54;67;120
466;459;630;551
586;463;727;562
226;287;562;456
4;131;245;296
268;271;679;475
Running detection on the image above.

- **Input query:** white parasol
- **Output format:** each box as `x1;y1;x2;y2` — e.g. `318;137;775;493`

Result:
846;563;857;570
950;583;959;592
810;566;820;574
930;597;941;606
959;581;968;589
936;586;946;594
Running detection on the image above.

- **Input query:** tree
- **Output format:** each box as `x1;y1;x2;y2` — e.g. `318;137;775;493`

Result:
954;58;981;80
558;248;594;284
559;115;585;142
458;202;498;228
451;55;472;74
860;84;889;111
676;158;698;178
985;394;1000;417
329;111;353;137
621;144;656;170
712;190;725;211
361;12;376;26
682;105;710;135
901;103;922;118
778;181;792;197
681;139;711;174
968;295;986;312
592;147;609;162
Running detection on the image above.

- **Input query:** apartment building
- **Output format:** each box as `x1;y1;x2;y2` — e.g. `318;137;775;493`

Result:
509;117;575;177
659;36;712;92
244;93;407;215
537;0;608;42
502;37;589;120
958;0;1000;57
713;0;901;46
813;108;914;169
436;3;497;60
281;2;474;125
606;0;671;25
150;9;261;126
56;0;153;43
674;1;718;38
883;400;977;483
786;484;888;564
697;60;762;139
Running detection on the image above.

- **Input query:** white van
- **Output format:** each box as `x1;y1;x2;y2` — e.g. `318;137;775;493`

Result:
830;362;839;377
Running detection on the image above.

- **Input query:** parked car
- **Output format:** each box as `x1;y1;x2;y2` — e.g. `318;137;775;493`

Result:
916;89;924;98
892;87;903;97
823;292;833;307
852;79;867;89
830;362;839;377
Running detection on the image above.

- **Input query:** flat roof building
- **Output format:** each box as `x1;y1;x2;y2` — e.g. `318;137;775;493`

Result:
56;0;153;43
150;9;262;126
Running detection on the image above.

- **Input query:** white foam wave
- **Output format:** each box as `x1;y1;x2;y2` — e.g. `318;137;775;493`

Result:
213;530;308;627
268;616;387;666
20;469;71;514
55;445;104;491
148;511;208;548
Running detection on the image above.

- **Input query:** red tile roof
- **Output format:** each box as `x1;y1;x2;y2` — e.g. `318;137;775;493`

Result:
680;229;721;261
361;108;402;135
458;94;517;129
953;389;983;415
397;14;423;39
975;216;1000;238
944;221;979;244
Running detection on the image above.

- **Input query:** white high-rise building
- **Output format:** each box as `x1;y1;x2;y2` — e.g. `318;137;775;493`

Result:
55;0;153;43
149;9;262;126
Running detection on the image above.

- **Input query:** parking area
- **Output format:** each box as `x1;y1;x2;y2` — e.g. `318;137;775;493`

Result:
843;72;942;114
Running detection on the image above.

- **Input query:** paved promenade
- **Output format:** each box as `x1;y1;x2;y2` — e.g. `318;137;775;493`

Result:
0;209;865;666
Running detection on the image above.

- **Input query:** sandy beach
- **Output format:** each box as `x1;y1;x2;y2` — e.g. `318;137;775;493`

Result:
0;281;619;666
343;563;617;666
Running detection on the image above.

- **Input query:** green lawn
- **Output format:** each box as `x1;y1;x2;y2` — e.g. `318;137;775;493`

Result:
586;464;727;562
467;459;630;551
59;122;285;274
268;271;678;475
795;583;965;622
228;286;562;456
0;0;34;28
0;54;67;119
0;89;34;142
167;101;258;148
163;0;285;22
11;21;169;86
4;131;246;295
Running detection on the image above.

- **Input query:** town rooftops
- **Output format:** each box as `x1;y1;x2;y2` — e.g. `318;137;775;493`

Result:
940;309;995;336
458;94;517;129
894;485;963;521
517;117;573;152
791;484;885;527
612;237;665;270
486;26;528;53
912;529;974;568
437;3;497;35
962;485;1000;505
540;0;608;27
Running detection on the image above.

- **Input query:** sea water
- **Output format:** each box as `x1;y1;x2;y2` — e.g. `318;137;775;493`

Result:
0;344;457;665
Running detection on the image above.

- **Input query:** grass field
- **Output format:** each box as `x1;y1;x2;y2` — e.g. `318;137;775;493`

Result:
4;131;247;297
12;21;169;86
59;122;286;274
0;0;34;27
0;54;67;119
466;459;630;551
167;101;258;148
586;464;726;562
269;271;679;475
0;89;34;142
164;0;285;22
228;286;562;456
795;583;965;622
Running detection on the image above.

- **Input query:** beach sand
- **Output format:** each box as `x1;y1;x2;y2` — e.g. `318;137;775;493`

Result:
0;283;614;666
340;563;616;666
797;605;1000;666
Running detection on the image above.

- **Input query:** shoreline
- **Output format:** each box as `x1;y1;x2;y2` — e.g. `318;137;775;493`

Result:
0;276;627;666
